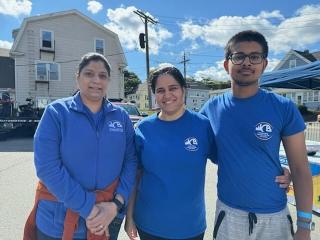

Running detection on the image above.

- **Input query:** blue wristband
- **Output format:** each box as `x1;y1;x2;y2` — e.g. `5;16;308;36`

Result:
297;210;312;220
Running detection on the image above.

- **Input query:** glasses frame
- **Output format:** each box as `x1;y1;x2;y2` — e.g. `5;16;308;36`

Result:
228;53;266;65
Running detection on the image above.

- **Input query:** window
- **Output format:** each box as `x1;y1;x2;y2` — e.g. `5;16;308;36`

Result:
41;30;54;50
289;59;296;68
303;92;307;103
314;91;319;102
308;91;313;102
36;62;60;81
95;39;105;55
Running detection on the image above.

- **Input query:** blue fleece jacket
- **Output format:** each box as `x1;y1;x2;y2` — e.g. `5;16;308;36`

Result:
34;93;137;238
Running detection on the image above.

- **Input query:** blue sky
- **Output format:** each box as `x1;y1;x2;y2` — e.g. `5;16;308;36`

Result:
1;0;320;81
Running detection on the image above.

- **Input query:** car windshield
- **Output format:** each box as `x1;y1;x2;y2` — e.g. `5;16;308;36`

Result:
119;104;140;115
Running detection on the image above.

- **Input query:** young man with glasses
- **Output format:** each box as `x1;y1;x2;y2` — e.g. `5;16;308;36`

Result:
200;30;313;240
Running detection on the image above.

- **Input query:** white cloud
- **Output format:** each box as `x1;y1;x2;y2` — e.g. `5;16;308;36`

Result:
0;40;13;49
150;62;174;72
180;5;320;54
265;58;281;72
0;0;31;17
193;57;281;81
258;10;284;20
194;60;229;81
104;6;173;55
87;0;103;14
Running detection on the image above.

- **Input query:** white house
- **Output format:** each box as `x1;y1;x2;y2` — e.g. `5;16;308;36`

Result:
274;49;320;70
186;81;210;111
270;49;320;110
209;88;230;99
127;81;157;110
10;9;127;108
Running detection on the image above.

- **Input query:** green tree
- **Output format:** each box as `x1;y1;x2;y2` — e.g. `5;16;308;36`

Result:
124;70;141;97
201;78;231;90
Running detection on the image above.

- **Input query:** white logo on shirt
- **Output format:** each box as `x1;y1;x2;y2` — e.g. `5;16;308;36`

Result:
184;137;199;151
108;120;123;132
255;122;272;140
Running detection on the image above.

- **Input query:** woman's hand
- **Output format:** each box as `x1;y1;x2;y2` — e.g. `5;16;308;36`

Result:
86;202;117;236
125;216;139;240
275;167;291;191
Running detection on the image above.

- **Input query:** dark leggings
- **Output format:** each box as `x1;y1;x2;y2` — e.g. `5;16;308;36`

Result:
137;227;205;240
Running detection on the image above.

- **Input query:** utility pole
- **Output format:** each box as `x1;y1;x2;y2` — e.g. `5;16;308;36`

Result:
134;9;158;109
180;51;190;80
179;52;190;104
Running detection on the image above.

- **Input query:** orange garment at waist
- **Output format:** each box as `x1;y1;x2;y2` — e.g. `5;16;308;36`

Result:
23;180;118;240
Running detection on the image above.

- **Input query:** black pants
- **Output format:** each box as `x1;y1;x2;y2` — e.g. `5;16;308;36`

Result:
137;227;204;240
36;217;123;240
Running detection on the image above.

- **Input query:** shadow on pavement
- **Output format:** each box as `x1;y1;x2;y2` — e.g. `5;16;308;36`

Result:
0;136;34;152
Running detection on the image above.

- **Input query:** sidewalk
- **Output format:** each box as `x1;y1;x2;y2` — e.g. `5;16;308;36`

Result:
0;138;319;239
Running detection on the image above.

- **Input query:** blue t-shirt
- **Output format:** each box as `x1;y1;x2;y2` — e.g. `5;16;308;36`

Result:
200;88;305;213
134;110;216;239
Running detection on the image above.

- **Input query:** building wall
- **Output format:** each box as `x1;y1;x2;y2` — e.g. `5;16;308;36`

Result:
127;81;152;110
274;88;320;110
186;88;210;111
13;13;125;106
0;57;15;89
0;48;10;57
276;54;309;70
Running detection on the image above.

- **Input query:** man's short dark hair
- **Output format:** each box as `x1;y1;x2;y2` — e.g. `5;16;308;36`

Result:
224;30;269;60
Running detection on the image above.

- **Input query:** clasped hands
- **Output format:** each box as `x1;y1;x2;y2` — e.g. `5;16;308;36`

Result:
86;202;118;236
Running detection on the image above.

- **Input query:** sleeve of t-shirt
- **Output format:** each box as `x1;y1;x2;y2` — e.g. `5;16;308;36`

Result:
282;100;306;137
207;124;218;164
199;101;209;118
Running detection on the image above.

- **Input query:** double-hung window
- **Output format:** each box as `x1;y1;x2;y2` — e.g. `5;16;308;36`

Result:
40;30;54;50
95;38;105;55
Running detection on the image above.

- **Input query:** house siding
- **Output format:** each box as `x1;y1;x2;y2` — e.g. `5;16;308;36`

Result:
13;12;125;105
276;54;309;70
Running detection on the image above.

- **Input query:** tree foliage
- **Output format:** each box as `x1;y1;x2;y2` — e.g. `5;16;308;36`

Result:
124;70;141;97
201;78;231;90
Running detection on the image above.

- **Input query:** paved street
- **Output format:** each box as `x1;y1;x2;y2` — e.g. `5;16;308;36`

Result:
0;138;319;239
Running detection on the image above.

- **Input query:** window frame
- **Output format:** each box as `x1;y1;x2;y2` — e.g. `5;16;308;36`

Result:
94;38;105;55
289;59;297;68
35;61;60;81
40;29;54;51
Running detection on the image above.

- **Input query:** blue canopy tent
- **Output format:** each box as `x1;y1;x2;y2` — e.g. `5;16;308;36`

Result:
259;60;320;89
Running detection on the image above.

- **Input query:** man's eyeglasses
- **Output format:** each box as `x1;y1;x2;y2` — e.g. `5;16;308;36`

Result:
228;53;266;65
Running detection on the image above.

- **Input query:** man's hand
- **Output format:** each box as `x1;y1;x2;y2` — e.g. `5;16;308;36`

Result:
275;167;291;191
293;228;311;240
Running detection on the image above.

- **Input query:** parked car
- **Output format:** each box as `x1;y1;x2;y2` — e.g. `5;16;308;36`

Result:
112;102;148;126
